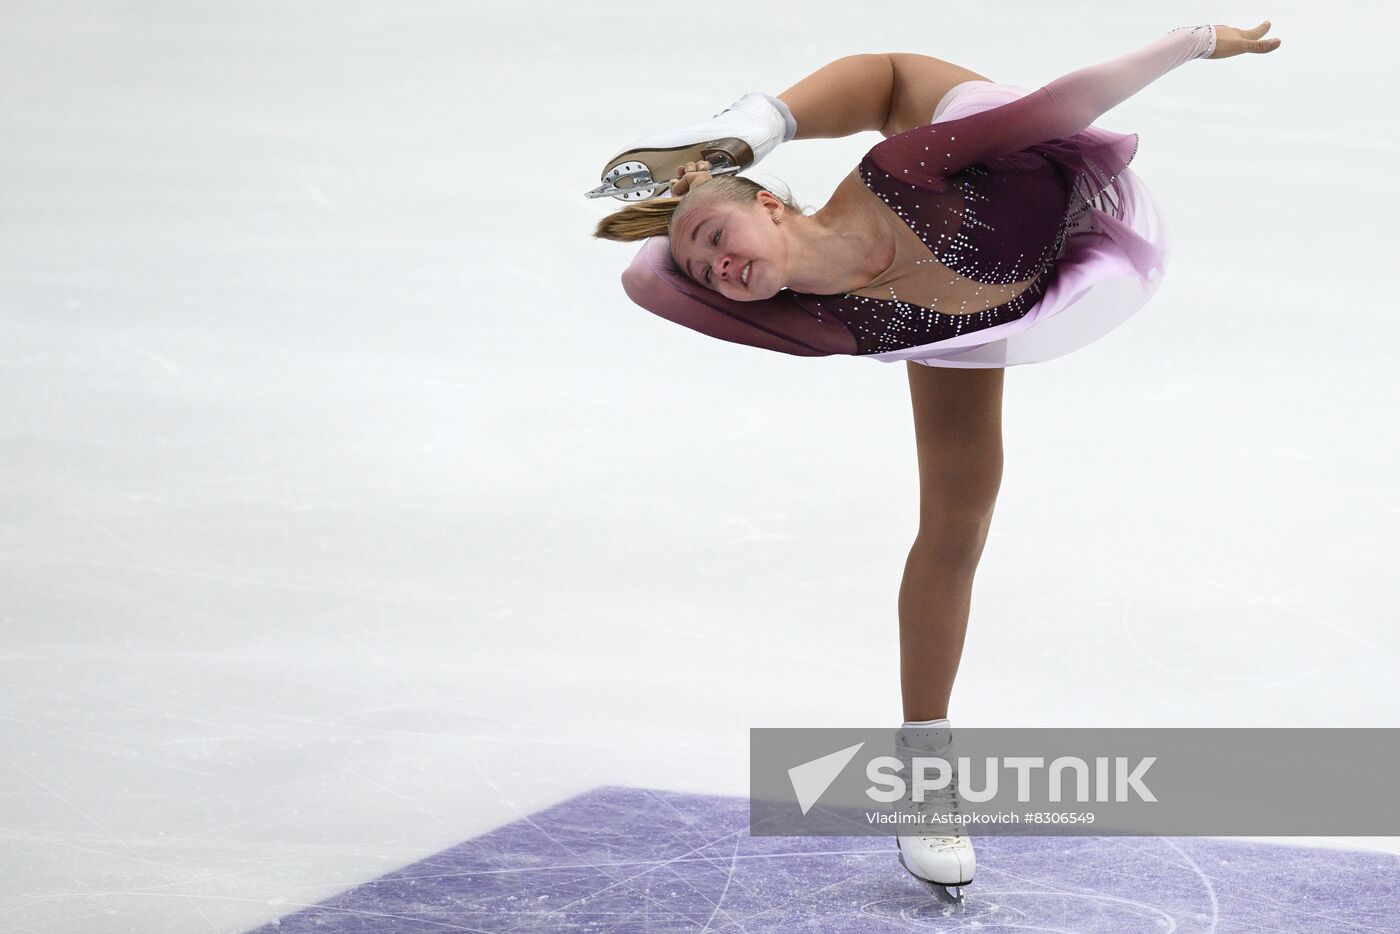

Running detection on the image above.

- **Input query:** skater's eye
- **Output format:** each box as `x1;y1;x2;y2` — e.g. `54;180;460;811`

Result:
703;230;721;286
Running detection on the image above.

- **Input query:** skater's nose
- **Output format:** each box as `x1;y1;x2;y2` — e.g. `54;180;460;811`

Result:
716;254;737;282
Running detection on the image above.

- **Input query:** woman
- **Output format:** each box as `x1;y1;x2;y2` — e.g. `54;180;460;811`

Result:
589;21;1281;904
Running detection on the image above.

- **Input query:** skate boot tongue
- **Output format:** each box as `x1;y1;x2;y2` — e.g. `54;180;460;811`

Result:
895;718;960;831
901;756;968;843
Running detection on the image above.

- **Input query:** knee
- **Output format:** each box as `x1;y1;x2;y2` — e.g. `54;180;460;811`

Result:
913;506;996;569
915;457;1000;567
916;455;1003;542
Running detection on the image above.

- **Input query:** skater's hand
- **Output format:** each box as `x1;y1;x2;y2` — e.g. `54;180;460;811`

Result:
1208;20;1282;58
669;160;715;197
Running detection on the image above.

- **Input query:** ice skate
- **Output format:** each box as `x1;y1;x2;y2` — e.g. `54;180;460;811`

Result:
894;719;975;907
586;91;796;201
896;829;974;906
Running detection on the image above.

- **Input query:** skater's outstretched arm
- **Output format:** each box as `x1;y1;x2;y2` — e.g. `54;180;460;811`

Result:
866;22;1279;187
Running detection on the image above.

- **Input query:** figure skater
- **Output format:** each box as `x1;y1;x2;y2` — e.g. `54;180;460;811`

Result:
588;21;1281;904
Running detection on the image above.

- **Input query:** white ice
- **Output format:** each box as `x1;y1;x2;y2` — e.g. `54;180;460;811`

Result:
1;1;1397;932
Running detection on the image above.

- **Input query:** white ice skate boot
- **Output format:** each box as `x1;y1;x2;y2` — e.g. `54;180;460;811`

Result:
586;91;797;201
894;718;975;907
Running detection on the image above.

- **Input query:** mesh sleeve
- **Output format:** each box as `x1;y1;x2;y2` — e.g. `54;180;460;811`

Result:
864;26;1215;188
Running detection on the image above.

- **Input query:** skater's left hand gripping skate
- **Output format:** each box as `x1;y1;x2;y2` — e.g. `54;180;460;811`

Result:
585;153;737;200
668;160;716;197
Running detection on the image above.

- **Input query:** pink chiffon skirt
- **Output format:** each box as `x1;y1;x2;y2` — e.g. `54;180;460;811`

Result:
869;80;1171;368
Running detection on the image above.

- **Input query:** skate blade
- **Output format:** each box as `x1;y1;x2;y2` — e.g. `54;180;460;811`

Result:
897;850;968;908
602;139;748;183
585;164;669;201
585;161;743;201
586;143;745;201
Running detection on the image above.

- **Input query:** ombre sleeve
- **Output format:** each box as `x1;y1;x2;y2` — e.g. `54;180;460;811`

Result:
865;26;1216;187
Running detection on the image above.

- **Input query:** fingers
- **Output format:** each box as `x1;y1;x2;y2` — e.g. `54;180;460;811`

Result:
1213;21;1281;57
1250;19;1280;51
670;160;713;196
1243;20;1281;53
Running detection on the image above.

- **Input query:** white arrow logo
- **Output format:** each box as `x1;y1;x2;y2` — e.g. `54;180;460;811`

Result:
787;742;866;815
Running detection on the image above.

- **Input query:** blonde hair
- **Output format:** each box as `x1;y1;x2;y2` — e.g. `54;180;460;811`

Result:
592;175;801;242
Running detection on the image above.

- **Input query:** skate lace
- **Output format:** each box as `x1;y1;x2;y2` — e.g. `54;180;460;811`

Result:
907;771;967;846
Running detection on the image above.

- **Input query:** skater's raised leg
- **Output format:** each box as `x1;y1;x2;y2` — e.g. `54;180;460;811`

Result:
589;52;992;199
777;52;991;140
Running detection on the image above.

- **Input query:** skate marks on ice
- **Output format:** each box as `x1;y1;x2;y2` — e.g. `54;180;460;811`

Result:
859;890;1179;929
245;785;1400;933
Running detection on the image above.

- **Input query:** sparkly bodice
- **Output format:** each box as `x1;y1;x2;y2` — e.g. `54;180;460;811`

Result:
786;150;1074;355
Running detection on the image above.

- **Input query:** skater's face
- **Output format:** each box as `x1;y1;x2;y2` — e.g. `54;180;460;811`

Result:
671;192;786;301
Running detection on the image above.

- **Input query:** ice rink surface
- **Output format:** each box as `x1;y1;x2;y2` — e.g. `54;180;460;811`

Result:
2;1;1397;931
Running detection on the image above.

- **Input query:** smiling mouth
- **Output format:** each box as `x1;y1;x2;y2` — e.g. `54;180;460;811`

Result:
741;261;752;286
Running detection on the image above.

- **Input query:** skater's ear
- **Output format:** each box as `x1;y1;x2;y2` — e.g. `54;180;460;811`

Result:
754;188;788;219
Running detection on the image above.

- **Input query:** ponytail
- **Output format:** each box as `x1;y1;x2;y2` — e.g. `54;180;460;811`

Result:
592;196;683;242
592;175;802;243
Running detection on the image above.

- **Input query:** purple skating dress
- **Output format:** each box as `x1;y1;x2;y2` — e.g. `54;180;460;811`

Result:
619;25;1216;368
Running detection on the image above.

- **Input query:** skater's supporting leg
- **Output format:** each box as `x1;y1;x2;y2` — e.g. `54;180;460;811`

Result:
776;53;992;141
899;363;1004;722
